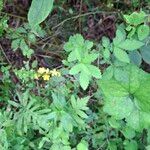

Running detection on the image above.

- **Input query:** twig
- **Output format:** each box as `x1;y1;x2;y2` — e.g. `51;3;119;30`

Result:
79;0;83;33
0;11;26;20
0;44;11;65
52;10;118;30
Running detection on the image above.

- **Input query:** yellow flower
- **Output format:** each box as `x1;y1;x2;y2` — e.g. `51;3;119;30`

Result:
45;68;50;74
37;67;46;74
50;69;61;77
42;74;50;81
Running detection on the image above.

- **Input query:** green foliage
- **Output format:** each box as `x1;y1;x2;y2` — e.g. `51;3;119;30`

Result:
64;34;101;90
28;0;54;29
99;64;150;131
0;16;8;37
101;11;150;66
10;24;37;58
1;3;150;149
0;0;3;12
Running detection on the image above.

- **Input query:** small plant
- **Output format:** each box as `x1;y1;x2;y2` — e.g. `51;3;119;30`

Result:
64;34;101;90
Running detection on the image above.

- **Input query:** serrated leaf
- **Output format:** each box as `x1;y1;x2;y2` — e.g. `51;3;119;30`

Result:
77;110;88;118
114;47;130;63
79;72;90;90
103;48;110;59
28;0;54;28
102;36;110;48
118;39;144;51
138;25;150;41
82;53;98;64
113;29;126;45
69;64;82;75
11;39;21;51
88;65;101;79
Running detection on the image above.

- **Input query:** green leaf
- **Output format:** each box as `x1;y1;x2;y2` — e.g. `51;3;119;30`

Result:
126;109;140;130
82;53;98;64
124;11;146;26
100;79;128;98
100;65;150;129
28;0;54;28
79;72;90;90
11;39;21;51
129;51;142;66
140;45;150;64
103;48;110;59
69;64;82;75
138;24;150;41
77;140;88;150
118;39;144;51
134;78;150;112
122;126;136;139
124;140;138;150
114;47;130;63
109;117;121;129
0;0;3;12
88;65;101;79
102;36;110;48
113;28;126;45
103;96;134;119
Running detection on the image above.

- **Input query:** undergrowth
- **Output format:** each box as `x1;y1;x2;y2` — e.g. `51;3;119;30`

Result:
0;0;150;150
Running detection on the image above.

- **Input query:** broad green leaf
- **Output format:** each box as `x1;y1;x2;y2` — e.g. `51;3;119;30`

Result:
140;112;150;129
126;109;140;130
118;39;144;51
134;78;150;112
79;72;90;90
124;11;146;26
109;117;121;129
137;25;150;41
129;51;142;66
114;47;130;63
100;64;150;129
77;140;88;150
103;97;134;119
140;45;150;64
100;79;128;97
121;126;136;139
28;0;54;28
124;140;138;150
